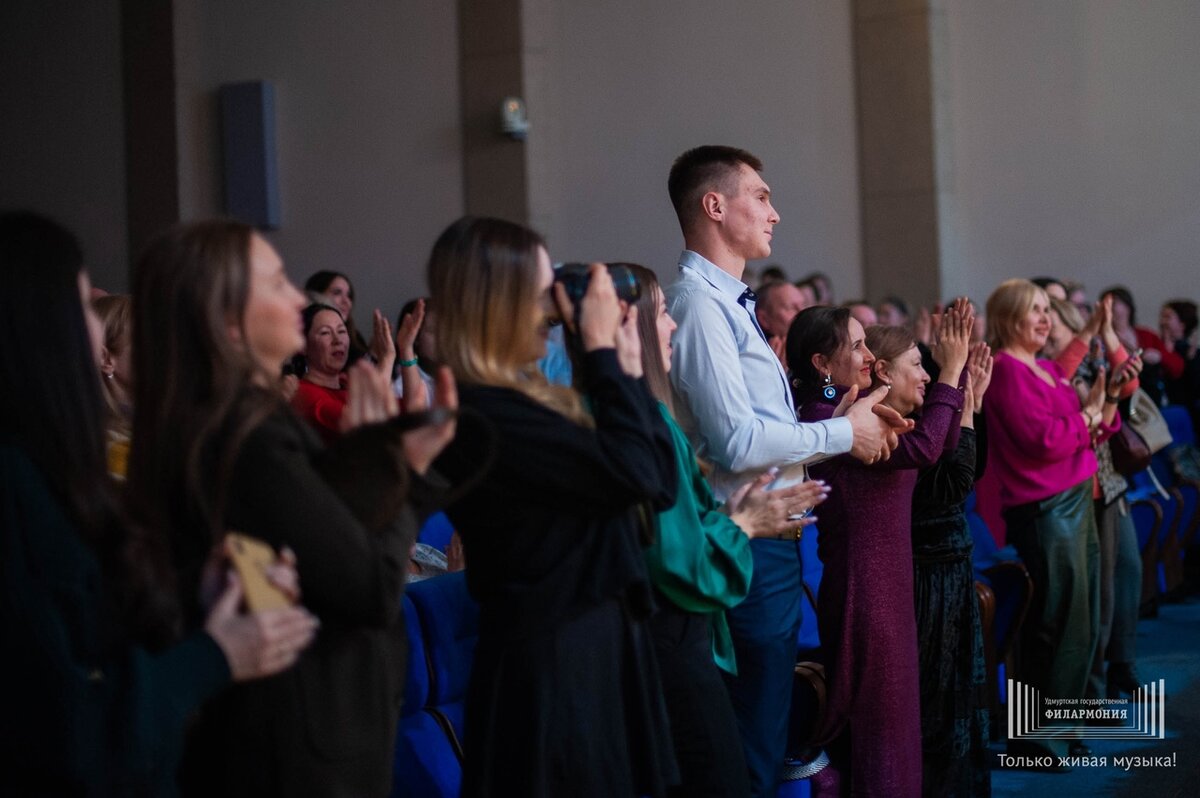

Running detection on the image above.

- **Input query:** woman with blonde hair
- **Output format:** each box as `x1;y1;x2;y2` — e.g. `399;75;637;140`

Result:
430;217;679;797
983;278;1124;763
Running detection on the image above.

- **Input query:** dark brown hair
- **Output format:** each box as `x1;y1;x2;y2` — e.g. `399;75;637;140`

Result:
0;211;177;646
626;264;673;414
1165;299;1197;339
127;220;283;618
785;305;852;403
668;145;763;228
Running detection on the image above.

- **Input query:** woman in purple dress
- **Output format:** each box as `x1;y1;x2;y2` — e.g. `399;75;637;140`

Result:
785;303;970;796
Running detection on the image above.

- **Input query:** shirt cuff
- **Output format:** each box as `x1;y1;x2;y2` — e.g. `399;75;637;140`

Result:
822;416;853;456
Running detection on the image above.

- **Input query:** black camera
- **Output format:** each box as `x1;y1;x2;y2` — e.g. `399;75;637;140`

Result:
554;262;641;307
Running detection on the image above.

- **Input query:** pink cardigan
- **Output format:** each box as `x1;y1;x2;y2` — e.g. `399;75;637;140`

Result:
983;351;1119;512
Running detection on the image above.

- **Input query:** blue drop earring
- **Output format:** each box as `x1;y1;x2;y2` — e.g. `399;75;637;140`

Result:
822;372;837;400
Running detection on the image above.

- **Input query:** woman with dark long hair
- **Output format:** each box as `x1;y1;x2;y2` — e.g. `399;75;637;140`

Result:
624;264;828;797
0;211;315;794
430;218;678;797
785;304;969;796
127;220;454;796
904;326;994;797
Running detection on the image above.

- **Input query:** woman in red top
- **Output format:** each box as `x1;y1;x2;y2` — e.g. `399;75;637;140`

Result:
1103;285;1183;405
291;304;351;442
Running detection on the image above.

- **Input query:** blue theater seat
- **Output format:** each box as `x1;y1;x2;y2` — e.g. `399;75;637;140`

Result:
406;572;480;756
417;511;455;551
391;596;462;798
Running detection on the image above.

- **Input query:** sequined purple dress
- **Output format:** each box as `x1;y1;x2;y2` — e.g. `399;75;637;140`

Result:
799;383;962;797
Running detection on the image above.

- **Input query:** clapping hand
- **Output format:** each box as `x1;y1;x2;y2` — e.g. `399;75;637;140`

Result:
965;341;993;412
368;309;396;379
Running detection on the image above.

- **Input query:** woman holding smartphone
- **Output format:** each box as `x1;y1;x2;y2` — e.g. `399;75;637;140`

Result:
0;211;316;795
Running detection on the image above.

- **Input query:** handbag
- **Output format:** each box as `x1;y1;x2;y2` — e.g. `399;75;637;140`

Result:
1109;388;1173;476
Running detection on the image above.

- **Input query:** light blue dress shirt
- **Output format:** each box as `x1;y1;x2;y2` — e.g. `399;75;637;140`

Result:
665;250;853;500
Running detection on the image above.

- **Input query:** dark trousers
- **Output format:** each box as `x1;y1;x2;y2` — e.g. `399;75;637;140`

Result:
1004;479;1099;757
1088;498;1142;696
650;599;751;798
723;539;803;798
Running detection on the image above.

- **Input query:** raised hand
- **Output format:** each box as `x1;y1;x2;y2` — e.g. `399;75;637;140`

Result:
401;366;458;475
369;309;396;378
555;263;622;352
932;298;972;384
340;359;399;432
395;299;425;364
966;341;993;412
394;299;430;410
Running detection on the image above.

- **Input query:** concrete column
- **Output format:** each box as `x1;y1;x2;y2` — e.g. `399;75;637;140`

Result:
852;0;952;309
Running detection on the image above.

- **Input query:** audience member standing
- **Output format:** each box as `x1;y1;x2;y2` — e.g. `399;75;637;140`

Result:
128;220;452;796
627;264;830;797
788;305;969;797
911;335;994;797
430;217;680;798
662;145;908;797
0;211;316;795
984;279;1119;763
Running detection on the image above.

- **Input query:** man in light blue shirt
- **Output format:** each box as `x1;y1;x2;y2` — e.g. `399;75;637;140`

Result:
664;145;904;796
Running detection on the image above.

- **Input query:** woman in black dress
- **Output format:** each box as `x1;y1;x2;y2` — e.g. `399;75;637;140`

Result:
910;336;994;797
430;217;680;797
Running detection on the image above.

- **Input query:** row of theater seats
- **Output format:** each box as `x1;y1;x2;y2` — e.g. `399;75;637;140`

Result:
394;407;1200;797
964;404;1200;726
1127;405;1199;610
393;523;830;798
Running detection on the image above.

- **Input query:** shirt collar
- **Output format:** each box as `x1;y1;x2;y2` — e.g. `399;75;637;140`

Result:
678;250;749;302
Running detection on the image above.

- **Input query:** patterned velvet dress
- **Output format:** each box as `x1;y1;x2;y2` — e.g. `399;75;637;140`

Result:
912;426;990;797
799;382;962;797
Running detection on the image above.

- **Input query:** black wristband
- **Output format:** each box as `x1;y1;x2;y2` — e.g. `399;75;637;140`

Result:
1104;394;1120;404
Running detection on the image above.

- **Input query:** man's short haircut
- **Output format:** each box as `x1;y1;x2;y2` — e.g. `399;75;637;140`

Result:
668;145;764;227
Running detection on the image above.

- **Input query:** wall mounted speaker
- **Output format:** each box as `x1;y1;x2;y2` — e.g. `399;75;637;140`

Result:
218;80;281;229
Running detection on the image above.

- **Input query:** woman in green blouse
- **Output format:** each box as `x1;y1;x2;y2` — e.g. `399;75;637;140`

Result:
625;264;829;797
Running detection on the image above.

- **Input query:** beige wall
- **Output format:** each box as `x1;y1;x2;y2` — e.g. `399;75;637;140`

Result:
941;0;1200;316
0;0;129;291
173;0;464;329
523;0;864;297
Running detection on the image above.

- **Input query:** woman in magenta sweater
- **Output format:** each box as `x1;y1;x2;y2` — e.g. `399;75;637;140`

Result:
983;279;1122;762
